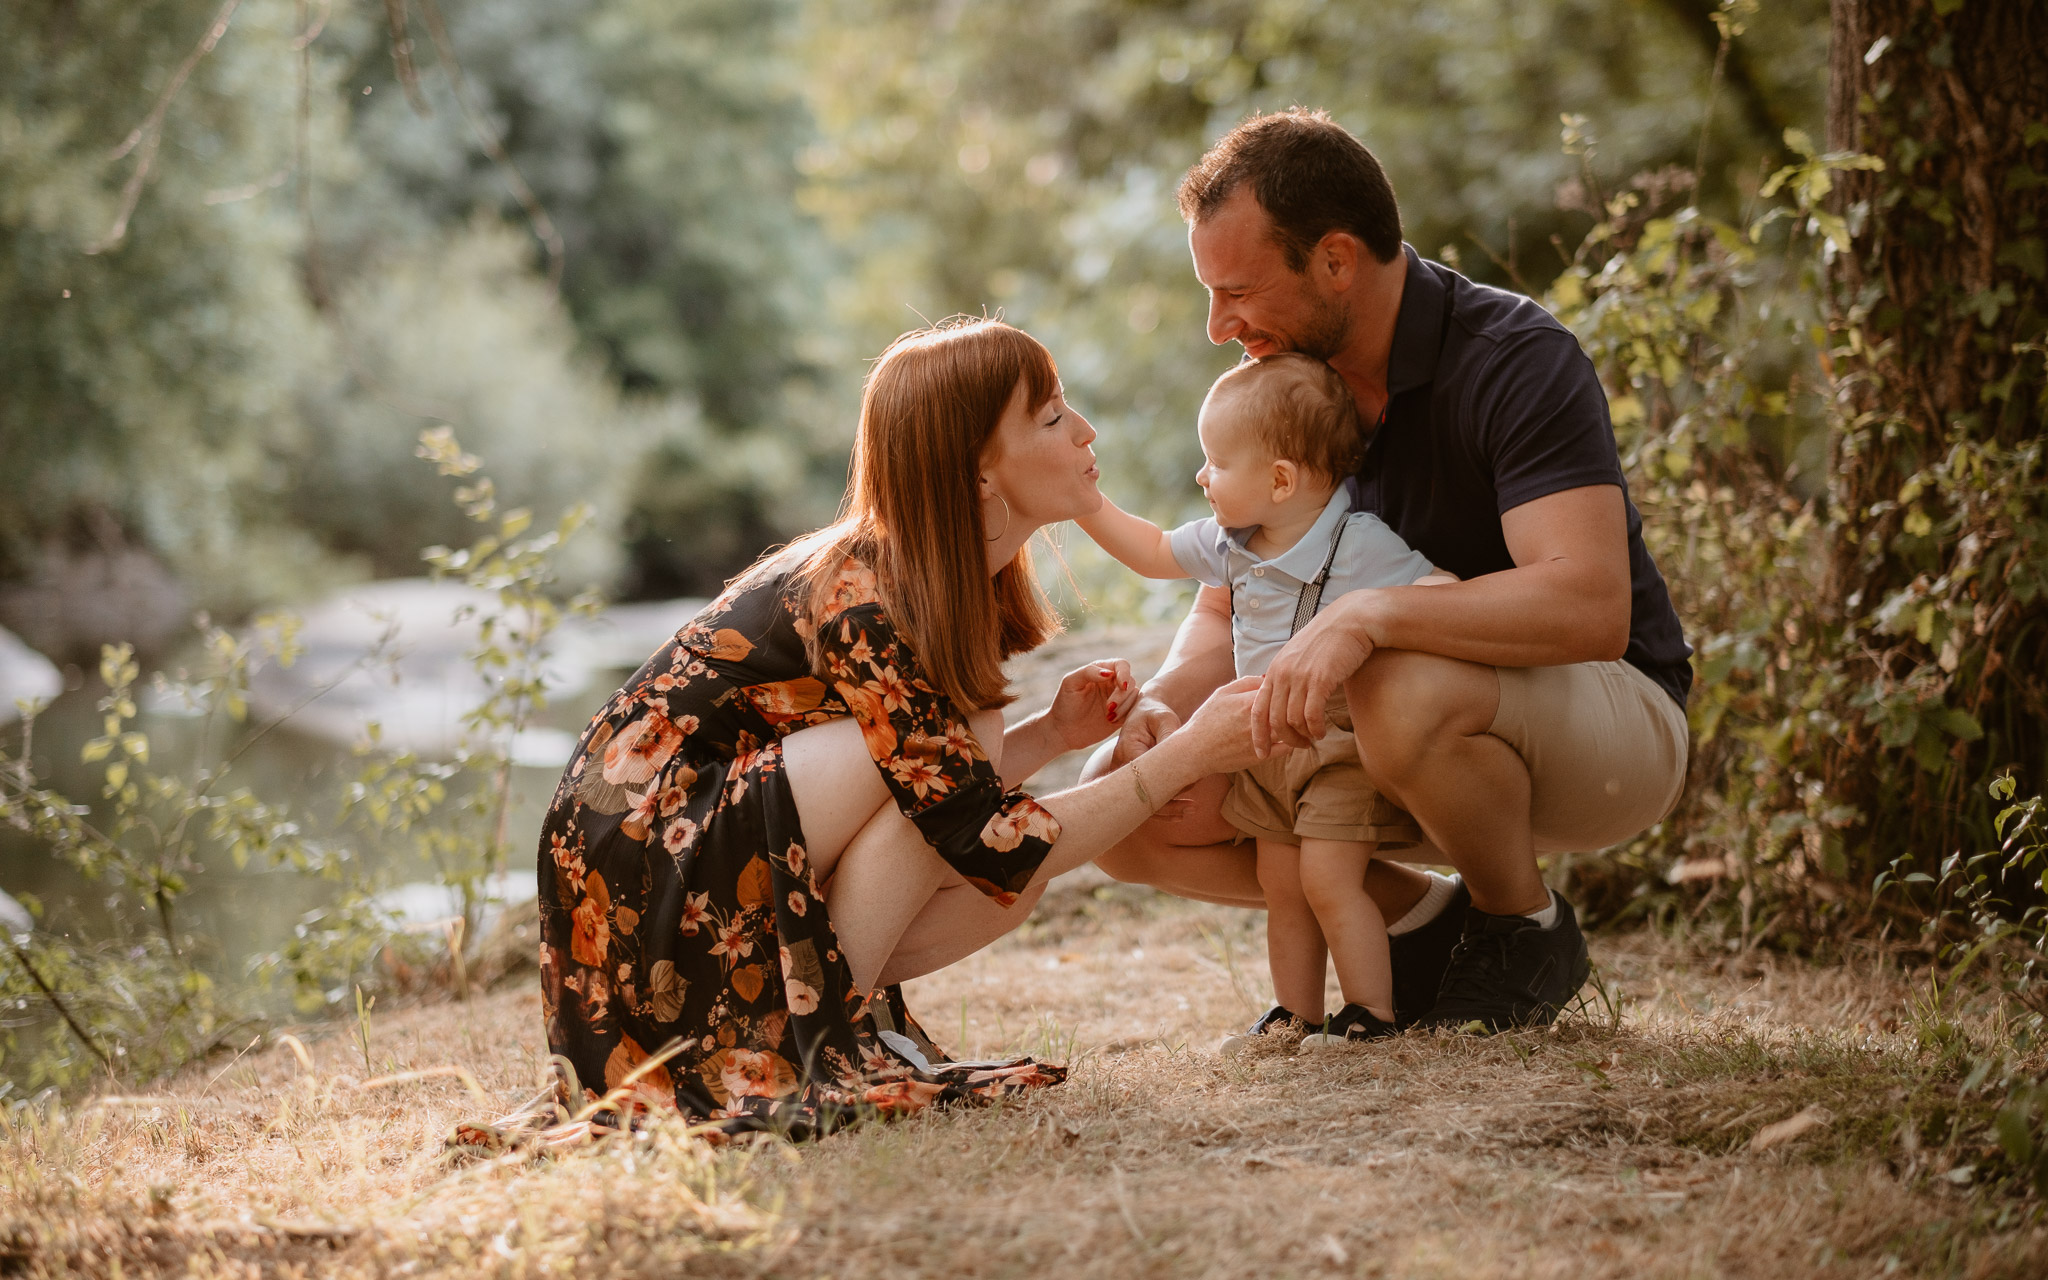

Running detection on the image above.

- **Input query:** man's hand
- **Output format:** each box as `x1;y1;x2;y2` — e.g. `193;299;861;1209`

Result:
1109;694;1181;767
1251;591;1380;755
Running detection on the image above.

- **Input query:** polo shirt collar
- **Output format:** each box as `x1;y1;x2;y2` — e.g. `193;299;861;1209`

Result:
1385;244;1445;396
1230;487;1352;584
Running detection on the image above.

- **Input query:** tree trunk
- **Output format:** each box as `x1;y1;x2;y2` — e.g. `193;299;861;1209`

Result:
1824;0;2048;860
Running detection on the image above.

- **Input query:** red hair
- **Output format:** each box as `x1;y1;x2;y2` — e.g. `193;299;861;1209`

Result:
786;318;1061;710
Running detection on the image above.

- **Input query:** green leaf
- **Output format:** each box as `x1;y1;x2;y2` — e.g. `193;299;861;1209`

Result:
1938;708;1984;742
1996;1105;2036;1167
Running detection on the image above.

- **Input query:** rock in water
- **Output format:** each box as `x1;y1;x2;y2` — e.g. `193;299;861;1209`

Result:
0;889;30;937
244;578;706;756
0;626;62;724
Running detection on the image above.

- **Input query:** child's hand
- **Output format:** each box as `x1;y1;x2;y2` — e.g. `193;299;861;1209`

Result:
1044;660;1137;752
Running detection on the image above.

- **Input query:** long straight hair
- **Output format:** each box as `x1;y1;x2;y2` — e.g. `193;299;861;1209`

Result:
785;318;1061;711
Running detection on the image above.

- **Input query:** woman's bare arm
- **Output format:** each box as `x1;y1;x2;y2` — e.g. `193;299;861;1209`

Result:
1024;676;1260;886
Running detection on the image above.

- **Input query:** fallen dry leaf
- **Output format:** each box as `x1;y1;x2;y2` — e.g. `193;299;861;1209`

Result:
1749;1104;1832;1152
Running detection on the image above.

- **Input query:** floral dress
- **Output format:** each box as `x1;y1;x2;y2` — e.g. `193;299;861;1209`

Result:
535;554;1068;1139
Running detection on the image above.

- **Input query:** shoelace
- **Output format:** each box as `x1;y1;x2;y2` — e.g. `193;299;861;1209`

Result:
1433;926;1520;1008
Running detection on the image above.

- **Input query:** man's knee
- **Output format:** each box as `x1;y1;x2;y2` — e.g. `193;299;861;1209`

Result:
1344;651;1502;783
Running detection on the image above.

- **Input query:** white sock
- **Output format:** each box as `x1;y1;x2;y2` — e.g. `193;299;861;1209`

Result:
1386;871;1460;936
1525;891;1559;929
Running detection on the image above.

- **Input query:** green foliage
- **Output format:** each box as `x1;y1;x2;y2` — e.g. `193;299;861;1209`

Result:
0;628;345;1088
1541;129;1867;931
1881;776;2048;1198
793;0;1826;609
1818;0;2048;866
0;435;591;1089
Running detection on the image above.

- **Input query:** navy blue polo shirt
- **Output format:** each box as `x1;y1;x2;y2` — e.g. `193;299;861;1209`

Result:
1351;247;1693;706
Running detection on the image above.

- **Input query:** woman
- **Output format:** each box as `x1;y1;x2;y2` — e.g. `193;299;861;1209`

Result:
534;318;1257;1138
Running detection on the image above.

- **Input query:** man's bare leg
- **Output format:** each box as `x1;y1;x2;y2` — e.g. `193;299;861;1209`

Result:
1343;649;1548;917
1081;737;1435;917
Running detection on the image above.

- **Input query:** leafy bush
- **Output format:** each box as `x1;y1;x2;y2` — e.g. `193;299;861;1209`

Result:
0;432;589;1092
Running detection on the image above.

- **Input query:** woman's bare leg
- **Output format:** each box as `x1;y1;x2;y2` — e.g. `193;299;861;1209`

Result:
785;710;1041;991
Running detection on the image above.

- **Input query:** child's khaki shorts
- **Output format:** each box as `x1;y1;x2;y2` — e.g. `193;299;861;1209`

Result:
1221;715;1422;849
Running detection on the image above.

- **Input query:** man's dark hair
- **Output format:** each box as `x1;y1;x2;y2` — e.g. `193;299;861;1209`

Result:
1177;109;1403;269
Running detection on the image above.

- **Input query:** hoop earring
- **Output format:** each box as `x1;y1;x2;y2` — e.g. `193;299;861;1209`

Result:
984;493;1011;541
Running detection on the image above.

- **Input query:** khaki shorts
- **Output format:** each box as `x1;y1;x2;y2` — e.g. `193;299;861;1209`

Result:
1221;660;1688;858
1222;711;1423;849
1490;659;1690;854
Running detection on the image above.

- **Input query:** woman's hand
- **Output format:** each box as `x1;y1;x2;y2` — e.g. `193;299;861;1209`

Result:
1043;659;1137;752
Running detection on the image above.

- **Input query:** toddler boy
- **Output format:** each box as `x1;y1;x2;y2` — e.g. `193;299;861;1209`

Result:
1078;353;1456;1047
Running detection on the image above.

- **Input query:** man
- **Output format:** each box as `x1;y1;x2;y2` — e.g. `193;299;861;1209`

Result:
1087;109;1691;1031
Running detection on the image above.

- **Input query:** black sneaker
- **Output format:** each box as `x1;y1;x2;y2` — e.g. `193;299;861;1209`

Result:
1219;1004;1314;1057
1298;1002;1398;1048
1389;877;1471;1028
1420;891;1591;1032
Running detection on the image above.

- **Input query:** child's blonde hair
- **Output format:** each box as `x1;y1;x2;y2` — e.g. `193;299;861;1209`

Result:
1205;352;1364;480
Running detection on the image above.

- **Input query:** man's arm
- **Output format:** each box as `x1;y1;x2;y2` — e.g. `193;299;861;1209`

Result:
1250;484;1631;751
1076;500;1190;580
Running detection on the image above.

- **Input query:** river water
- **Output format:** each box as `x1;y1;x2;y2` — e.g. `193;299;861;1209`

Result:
0;581;705;990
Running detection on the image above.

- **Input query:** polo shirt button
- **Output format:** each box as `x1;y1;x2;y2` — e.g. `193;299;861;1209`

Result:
1253;568;1264;577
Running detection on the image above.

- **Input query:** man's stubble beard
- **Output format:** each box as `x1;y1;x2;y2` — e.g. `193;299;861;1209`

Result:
1266;279;1350;362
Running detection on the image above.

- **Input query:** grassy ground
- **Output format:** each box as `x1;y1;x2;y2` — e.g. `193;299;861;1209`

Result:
3;873;2043;1279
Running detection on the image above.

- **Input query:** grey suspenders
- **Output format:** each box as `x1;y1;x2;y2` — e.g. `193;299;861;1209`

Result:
1229;518;1351;637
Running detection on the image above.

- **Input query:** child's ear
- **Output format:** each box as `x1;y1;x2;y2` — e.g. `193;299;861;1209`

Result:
1270;459;1299;501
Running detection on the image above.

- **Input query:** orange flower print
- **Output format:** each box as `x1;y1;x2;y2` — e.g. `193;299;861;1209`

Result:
784;841;806;877
981;798;1062;853
570;872;611;968
888;755;949;799
862;1078;950;1116
710;920;753;964
680;891;711;936
720;1048;798;1100
979;808;1027;854
821;560;881;619
656;775;696;816
662;815;700;855
864;666;914;714
846;633;874;665
620;786;661;843
834;682;897;760
859;1042;905;1077
786;889;808;917
549;833;587;890
942;721;984;760
784;978;821;1015
603;710;683;787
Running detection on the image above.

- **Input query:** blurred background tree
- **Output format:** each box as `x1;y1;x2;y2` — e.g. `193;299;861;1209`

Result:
2;0;1832;655
1819;0;2047;873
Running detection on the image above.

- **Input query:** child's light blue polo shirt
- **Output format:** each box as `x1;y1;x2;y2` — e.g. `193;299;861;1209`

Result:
1168;487;1436;679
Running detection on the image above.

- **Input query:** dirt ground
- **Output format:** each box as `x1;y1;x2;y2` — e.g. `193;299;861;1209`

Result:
4;870;2043;1279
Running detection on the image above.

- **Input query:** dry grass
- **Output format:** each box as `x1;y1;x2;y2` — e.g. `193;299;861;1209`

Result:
4;879;2043;1279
